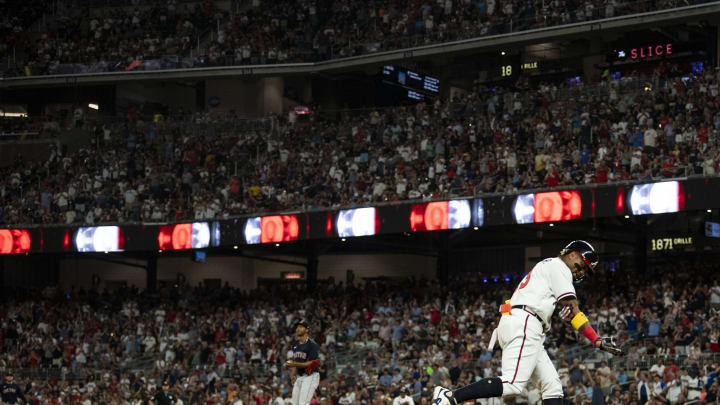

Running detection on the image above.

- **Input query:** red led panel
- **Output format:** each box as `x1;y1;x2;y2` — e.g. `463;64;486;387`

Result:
117;228;125;250
172;223;193;250
533;191;582;223
410;201;449;231
158;223;211;250
616;188;625;214
62;230;70;250
158;224;193;250
0;229;31;254
260;215;299;243
325;213;333;236
678;182;685;211
158;224;192;250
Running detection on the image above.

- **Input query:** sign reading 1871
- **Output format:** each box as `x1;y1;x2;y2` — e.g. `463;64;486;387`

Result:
650;236;693;251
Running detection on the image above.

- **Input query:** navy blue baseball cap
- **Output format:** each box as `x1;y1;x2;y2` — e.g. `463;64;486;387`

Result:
295;319;310;329
560;240;599;273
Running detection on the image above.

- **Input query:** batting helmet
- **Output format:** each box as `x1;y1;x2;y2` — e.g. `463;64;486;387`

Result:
560;240;599;282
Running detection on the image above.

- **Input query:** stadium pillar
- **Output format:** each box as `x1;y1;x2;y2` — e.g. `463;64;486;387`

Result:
582;38;605;82
635;217;648;275
306;252;318;291
146;254;158;293
716;25;720;68
437;236;450;283
196;81;206;110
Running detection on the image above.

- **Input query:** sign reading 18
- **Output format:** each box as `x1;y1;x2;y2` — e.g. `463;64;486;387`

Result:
501;65;513;77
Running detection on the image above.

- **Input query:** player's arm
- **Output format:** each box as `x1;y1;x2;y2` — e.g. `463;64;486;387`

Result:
558;297;623;356
558;296;601;348
285;359;316;368
288;361;297;384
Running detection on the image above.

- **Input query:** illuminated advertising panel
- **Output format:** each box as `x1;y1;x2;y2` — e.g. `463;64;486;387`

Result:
0;229;31;254
75;226;124;252
158;222;212;250
533;191;582;223
473;199;485;227
409;200;470;231
629;181;684;215
513;194;535;224
244;215;300;244
336;207;378;237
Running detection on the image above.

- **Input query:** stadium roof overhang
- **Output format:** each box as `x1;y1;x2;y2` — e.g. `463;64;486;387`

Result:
2;2;720;89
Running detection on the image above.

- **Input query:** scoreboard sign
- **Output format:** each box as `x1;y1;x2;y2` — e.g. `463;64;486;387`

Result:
649;236;693;251
618;43;673;60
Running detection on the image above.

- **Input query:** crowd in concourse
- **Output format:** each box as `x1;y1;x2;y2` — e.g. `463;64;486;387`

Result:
2;60;720;225
0;0;713;76
1;260;720;405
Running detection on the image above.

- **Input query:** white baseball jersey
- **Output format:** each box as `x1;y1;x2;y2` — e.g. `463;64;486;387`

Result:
509;257;576;326
469;256;577;400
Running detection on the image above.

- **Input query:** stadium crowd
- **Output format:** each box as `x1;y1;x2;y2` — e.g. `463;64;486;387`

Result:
1;261;720;405
0;0;712;76
2;60;720;225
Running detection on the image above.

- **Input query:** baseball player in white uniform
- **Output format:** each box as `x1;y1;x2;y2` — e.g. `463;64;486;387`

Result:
286;319;321;405
432;241;623;405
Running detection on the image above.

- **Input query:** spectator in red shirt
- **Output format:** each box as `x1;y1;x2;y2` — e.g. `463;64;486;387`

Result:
698;124;709;144
595;163;609;183
430;307;441;324
661;158;676;177
663;359;679;383
545;165;560;188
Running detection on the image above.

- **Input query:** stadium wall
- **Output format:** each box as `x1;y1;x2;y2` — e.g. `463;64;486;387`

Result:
54;254;436;290
204;77;284;115
117;83;197;111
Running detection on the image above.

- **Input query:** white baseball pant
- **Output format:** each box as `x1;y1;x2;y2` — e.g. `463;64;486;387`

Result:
493;308;563;399
292;372;320;405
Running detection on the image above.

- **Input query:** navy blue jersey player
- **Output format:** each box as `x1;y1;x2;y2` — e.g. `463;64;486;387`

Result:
0;373;24;405
285;319;320;405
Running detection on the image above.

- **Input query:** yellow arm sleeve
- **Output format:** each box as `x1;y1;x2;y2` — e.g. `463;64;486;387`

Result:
570;312;589;330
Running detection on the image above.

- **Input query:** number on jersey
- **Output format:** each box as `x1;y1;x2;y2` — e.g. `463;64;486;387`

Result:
516;271;533;291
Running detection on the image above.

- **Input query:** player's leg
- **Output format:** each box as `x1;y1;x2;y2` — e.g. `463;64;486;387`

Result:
434;313;543;404
496;313;544;397
299;373;320;405
291;376;302;405
529;349;564;405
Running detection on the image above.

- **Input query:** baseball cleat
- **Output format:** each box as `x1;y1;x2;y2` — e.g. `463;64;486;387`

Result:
433;386;456;405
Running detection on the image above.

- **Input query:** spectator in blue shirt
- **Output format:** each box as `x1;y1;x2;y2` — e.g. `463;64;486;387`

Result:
379;370;393;387
617;368;628;384
626;313;639;336
633;130;644;147
580;146;591;164
648;313;661;337
391;320;405;343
